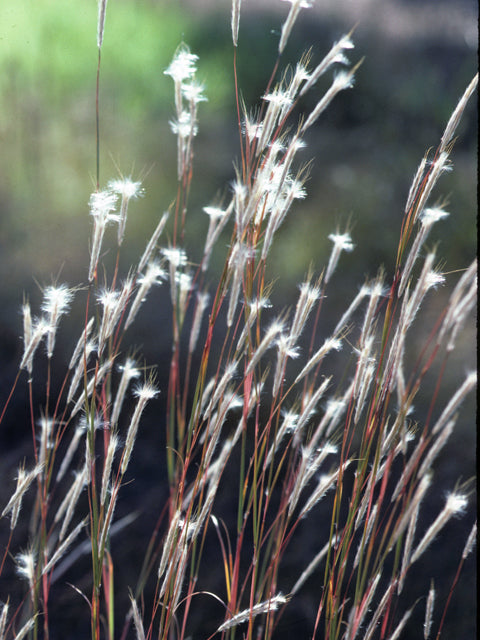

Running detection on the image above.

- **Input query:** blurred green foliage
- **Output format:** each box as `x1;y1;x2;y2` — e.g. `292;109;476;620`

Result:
0;0;233;106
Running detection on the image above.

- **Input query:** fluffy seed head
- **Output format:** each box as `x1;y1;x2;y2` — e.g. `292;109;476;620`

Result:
169;111;198;138
42;284;74;357
89;189;118;220
134;381;159;402
109;177;142;199
42;284;74;322
420;206;449;228
16;551;36;590
164;45;198;83
182;79;207;104
162;247;187;270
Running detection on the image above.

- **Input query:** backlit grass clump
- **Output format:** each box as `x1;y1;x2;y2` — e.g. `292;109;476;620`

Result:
0;1;476;639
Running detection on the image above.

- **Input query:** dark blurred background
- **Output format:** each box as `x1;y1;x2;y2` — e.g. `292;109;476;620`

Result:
0;0;476;638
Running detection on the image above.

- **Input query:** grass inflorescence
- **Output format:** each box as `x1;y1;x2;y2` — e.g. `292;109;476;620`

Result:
0;2;476;639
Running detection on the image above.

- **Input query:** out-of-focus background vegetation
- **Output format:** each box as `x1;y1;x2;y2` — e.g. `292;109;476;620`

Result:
0;0;476;637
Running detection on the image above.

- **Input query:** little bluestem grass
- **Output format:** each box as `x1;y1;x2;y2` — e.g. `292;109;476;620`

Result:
0;2;476;639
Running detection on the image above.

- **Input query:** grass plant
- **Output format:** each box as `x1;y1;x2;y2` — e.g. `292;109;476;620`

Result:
0;2;476;639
